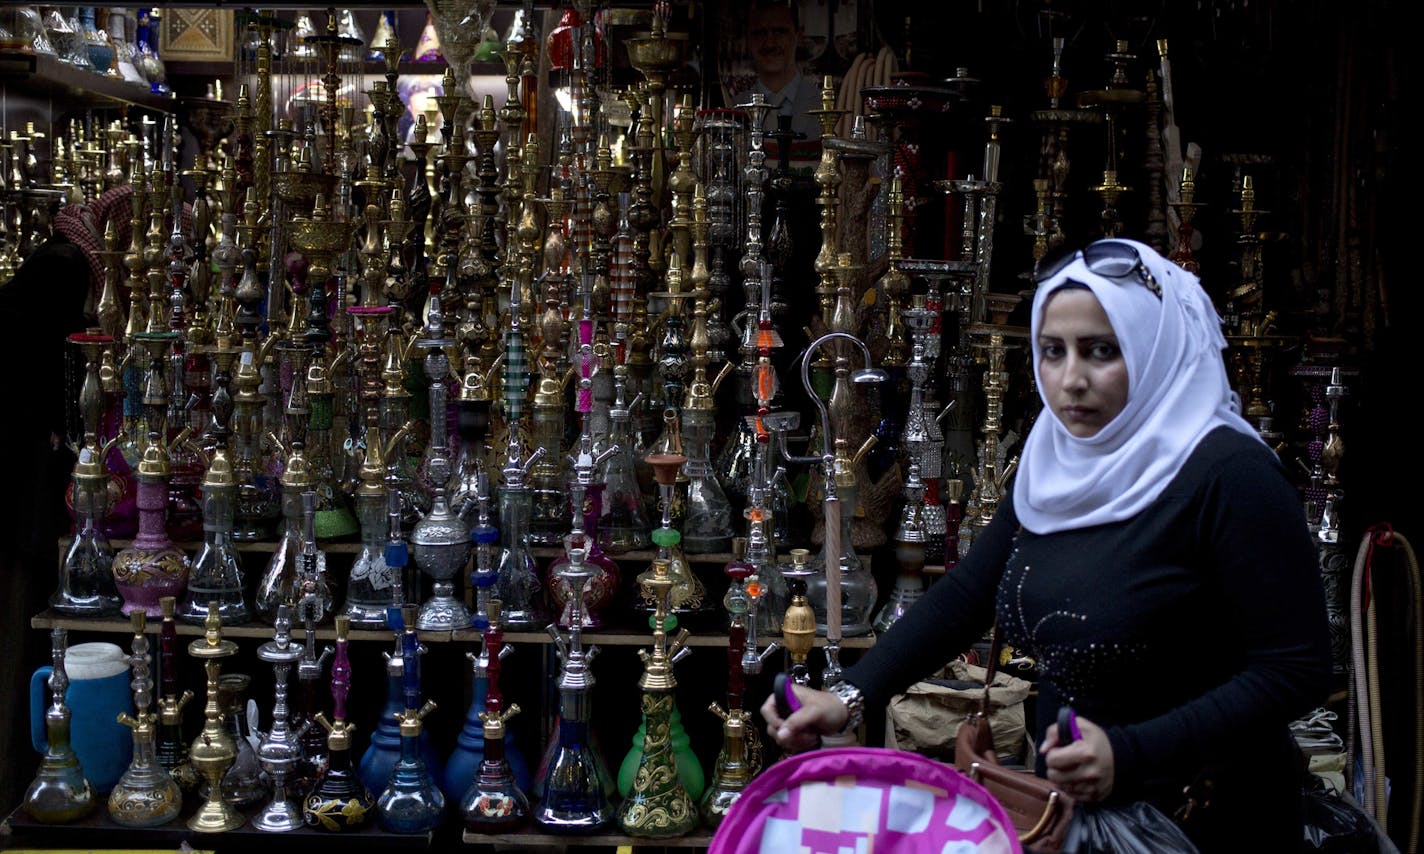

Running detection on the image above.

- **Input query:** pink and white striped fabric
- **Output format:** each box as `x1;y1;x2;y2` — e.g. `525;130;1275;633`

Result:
711;747;1021;854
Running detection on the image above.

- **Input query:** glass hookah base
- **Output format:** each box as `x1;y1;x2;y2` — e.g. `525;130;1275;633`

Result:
343;600;396;629
252;797;304;833
108;780;182;827
416;595;473;631
176;596;252;625
49;593;123;617
22;777;95;824
534;804;613;833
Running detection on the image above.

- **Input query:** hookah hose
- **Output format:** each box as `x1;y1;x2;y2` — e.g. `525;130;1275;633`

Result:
1347;524;1423;850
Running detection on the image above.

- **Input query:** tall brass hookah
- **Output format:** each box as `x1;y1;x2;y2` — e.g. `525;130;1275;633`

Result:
109;611;182;827
186;603;245;833
961;318;1021;550
617;559;698;837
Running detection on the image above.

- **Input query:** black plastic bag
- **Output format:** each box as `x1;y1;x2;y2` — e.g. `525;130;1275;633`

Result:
1061;801;1200;854
1302;778;1399;853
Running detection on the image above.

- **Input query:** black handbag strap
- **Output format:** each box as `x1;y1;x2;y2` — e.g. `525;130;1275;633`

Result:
979;624;1004;716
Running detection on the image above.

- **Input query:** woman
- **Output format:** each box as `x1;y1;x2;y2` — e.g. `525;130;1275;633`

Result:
763;238;1332;849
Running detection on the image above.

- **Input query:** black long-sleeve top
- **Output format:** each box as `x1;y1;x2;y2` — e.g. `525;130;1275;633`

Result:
843;427;1332;847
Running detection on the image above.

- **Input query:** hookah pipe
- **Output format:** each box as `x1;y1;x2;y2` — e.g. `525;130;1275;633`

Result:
787;333;887;680
536;545;613;831
293;505;335;794
110;611;182;828
254;605;306;833
468;472;498;629
155;596;196;789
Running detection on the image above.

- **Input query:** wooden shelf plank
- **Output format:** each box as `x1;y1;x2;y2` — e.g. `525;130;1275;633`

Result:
30;609;877;649
0;50;176;112
463;828;713;848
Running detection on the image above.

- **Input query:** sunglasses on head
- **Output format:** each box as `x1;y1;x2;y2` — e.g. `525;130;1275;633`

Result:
1034;241;1163;299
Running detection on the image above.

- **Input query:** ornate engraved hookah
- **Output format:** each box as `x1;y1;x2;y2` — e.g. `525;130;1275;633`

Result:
447;599;530;802
1082;41;1142;240
110;612;181;827
547;296;621;628
743;261;791;637
253;605;306;833
303;616;375;832
617;558;698;838
113;333;192;617
961;321;1022;550
874;463;929;632
528;160;575;550
1224;175;1291;436
411;251;474;631
186;604;244;833
898;294;947;568
1029;33;1094;254
535;545;614;833
22;628;96;824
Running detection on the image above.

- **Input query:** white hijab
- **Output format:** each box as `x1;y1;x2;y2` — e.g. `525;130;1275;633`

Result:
1012;238;1260;535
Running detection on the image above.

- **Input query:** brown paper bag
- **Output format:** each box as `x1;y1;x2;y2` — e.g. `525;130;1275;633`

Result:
885;660;1032;764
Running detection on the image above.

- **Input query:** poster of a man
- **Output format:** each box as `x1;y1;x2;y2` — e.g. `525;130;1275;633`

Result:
724;1;824;143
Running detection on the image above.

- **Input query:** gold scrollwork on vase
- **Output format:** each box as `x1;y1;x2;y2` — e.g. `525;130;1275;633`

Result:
303;795;369;831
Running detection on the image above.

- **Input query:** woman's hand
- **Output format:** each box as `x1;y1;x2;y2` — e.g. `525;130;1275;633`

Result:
760;683;848;753
1040;715;1115;803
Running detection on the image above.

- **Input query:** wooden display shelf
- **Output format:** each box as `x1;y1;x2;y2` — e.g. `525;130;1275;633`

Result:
64;539;870;567
462;828;713;848
30;609;878;650
1;803;433;850
0;51;175;112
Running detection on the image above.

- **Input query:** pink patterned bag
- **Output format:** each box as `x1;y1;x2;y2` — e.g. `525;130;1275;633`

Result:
710;747;1022;854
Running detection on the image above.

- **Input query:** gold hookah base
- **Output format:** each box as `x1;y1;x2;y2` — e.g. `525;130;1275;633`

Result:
616;694;699;838
187;790;245;832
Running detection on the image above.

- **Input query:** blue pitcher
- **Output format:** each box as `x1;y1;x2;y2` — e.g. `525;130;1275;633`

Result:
31;642;132;793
